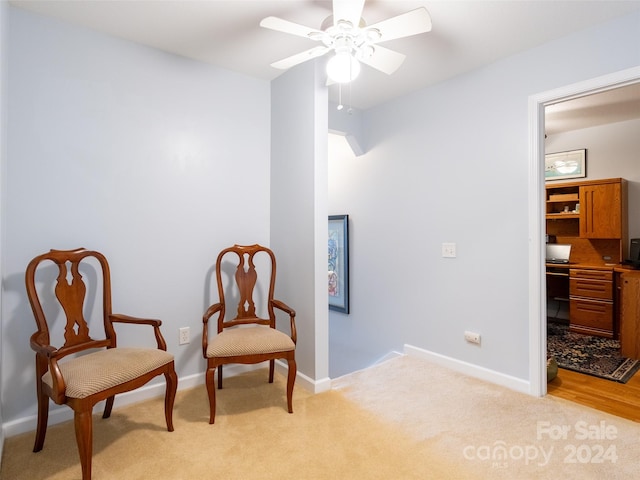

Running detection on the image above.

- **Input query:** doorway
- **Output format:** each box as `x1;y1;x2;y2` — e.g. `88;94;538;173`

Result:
528;66;640;401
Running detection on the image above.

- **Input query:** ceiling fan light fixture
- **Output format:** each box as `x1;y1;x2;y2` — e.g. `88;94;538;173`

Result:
326;51;361;83
365;28;381;42
357;44;375;60
336;19;354;31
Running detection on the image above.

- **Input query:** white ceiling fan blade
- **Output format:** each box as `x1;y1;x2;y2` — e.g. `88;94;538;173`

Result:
366;7;432;43
359;45;406;75
271;46;330;70
333;0;365;28
260;16;323;39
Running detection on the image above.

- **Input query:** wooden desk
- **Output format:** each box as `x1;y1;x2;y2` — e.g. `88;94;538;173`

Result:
546;262;616;337
614;267;640;360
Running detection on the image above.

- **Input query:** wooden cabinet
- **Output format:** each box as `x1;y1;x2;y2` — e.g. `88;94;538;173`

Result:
545;178;627;264
620;271;640;360
569;268;614;338
580;181;624;239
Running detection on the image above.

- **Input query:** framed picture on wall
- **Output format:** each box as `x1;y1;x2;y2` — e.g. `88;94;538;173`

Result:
328;214;349;314
545;149;586;181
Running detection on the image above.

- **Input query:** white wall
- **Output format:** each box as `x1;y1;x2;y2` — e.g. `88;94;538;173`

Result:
0;0;9;456
546;117;640;239
328;134;381;377
270;59;329;386
2;8;271;431
328;11;640;381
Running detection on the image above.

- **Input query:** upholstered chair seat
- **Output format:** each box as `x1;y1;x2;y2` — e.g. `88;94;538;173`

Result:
41;348;174;399
207;326;295;358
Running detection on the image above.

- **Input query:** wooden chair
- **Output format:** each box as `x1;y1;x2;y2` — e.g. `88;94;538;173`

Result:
25;248;178;480
202;244;297;424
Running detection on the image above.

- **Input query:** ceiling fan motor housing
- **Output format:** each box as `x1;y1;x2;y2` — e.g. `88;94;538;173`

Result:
317;17;377;61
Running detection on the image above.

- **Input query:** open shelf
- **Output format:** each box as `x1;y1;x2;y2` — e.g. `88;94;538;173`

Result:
546;213;580;219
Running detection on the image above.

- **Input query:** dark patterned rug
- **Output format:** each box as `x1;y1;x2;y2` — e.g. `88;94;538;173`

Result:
547;321;640;383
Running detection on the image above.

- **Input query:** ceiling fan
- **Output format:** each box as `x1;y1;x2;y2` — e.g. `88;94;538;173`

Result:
260;0;432;84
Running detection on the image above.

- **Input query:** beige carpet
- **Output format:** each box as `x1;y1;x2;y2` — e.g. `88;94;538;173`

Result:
1;355;639;479
333;356;640;479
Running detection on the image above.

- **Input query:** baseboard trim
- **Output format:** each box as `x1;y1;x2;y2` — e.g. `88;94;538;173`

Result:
3;362;326;439
404;344;531;394
274;360;331;393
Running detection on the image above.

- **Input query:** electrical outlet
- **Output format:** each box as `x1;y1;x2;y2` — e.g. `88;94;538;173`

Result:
179;327;190;345
442;243;456;258
464;330;481;345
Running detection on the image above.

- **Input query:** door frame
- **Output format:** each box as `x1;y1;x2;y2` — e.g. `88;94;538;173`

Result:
527;65;640;397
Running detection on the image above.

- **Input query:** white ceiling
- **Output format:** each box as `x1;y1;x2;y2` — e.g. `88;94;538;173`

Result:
545;83;640;135
9;0;640;131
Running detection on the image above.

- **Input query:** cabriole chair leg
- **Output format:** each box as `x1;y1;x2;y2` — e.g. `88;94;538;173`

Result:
74;409;93;480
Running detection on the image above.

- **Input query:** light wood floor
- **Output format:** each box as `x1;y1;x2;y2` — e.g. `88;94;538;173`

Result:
547;367;640;423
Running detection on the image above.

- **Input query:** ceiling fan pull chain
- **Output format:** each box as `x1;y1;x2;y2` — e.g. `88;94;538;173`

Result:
348;68;353;115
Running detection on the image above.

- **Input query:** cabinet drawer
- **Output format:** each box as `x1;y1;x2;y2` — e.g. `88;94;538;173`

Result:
570;298;613;331
569;278;613;299
570;269;613;281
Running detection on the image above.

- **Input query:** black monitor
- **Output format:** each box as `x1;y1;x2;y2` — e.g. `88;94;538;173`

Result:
625;238;640;267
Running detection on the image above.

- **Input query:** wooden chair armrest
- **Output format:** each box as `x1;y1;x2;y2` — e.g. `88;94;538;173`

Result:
30;332;57;357
271;299;297;345
272;299;295;317
203;303;223;323
109;313;167;351
202;303;223;357
30;333;67;403
110;313;162;327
